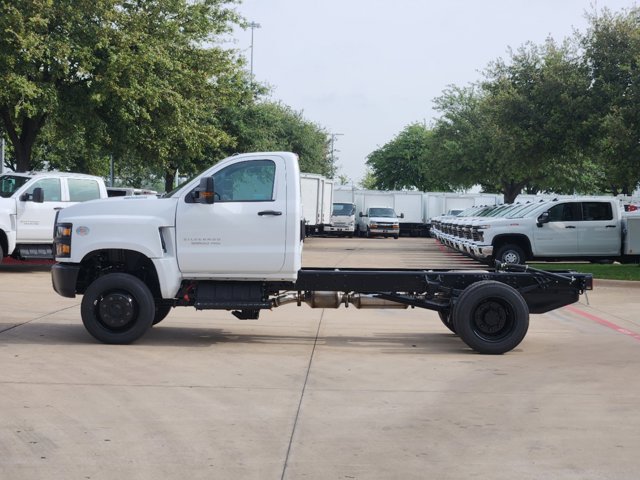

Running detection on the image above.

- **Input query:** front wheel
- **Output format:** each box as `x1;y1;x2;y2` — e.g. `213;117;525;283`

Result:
495;244;526;265
153;304;173;325
81;273;155;344
452;280;529;354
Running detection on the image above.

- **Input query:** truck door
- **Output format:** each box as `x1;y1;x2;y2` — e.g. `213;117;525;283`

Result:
176;156;287;275
16;178;66;243
577;201;620;255
533;202;580;256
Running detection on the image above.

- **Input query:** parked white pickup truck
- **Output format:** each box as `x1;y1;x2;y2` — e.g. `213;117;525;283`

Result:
50;152;593;354
0;171;107;261
468;198;640;264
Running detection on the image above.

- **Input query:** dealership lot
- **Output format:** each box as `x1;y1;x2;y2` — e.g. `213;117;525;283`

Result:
1;237;639;479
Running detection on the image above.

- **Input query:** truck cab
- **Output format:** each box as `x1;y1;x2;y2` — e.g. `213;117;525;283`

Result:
326;202;356;236
0;172;107;261
357;206;402;239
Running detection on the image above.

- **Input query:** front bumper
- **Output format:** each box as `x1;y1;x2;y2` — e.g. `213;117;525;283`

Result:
325;226;355;233
472;244;494;259
51;263;81;298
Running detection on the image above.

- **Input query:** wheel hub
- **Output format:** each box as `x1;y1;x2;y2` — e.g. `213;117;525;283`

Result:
503;251;519;263
474;301;508;334
98;292;135;328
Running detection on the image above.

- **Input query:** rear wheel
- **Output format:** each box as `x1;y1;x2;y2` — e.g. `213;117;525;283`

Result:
438;310;456;334
452;280;529;354
81;273;155;344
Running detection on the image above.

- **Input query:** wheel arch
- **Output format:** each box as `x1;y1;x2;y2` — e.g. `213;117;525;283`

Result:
492;234;532;258
0;230;7;257
76;249;162;299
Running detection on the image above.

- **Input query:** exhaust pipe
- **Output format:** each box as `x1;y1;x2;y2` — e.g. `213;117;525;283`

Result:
271;292;407;309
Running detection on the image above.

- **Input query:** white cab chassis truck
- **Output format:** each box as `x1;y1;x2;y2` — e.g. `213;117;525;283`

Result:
51;152;592;354
0;171;107;261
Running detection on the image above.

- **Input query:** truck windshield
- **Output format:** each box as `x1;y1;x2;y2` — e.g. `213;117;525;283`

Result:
369;208;396;217
0;175;30;198
333;203;355;216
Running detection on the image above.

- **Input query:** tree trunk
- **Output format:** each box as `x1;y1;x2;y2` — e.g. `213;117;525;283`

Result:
502;179;528;204
0;111;47;172
164;167;177;193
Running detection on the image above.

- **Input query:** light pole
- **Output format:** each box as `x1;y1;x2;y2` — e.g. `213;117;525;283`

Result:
330;133;344;167
0;138;4;174
249;21;261;79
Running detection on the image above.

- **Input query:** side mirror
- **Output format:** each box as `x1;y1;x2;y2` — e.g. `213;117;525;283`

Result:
20;187;44;203
399;213;404;219
359;212;364;217
536;211;549;227
32;187;44;203
194;177;215;204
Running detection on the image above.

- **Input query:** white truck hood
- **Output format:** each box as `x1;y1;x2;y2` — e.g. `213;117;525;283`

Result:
57;196;180;263
58;195;177;225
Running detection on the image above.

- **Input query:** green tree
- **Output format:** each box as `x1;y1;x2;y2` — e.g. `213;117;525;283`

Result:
583;7;640;195
433;39;592;203
0;0;245;184
218;101;332;177
366;123;453;191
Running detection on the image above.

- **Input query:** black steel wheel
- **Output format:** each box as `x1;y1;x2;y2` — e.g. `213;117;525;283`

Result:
81;273;155;344
452;280;529;354
438;310;457;334
152;304;173;325
495;244;526;265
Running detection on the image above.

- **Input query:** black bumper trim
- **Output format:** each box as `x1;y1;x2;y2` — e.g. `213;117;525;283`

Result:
51;263;81;298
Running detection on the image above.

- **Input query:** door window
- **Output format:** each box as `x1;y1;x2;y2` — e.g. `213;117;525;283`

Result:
68;178;101;202
26;178;61;201
547;202;580;222
581;202;613;221
211;160;276;202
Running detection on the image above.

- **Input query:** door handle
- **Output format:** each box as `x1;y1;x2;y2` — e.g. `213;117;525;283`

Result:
565;226;576;229
605;225;616;228
258;210;282;216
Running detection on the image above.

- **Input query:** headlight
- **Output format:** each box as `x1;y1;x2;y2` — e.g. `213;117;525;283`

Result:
54;222;72;258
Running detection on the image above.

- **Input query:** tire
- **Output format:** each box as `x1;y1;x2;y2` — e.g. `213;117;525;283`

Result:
81;273;155;344
393;235;399;240
438;310;456;334
153;304;173;325
452;280;529;354
495;244;526;265
365;227;371;238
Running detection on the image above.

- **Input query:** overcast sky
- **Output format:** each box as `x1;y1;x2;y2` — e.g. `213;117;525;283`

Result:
232;0;637;182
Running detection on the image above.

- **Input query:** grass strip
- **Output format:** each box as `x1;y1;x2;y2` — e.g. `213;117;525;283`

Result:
528;263;640;281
